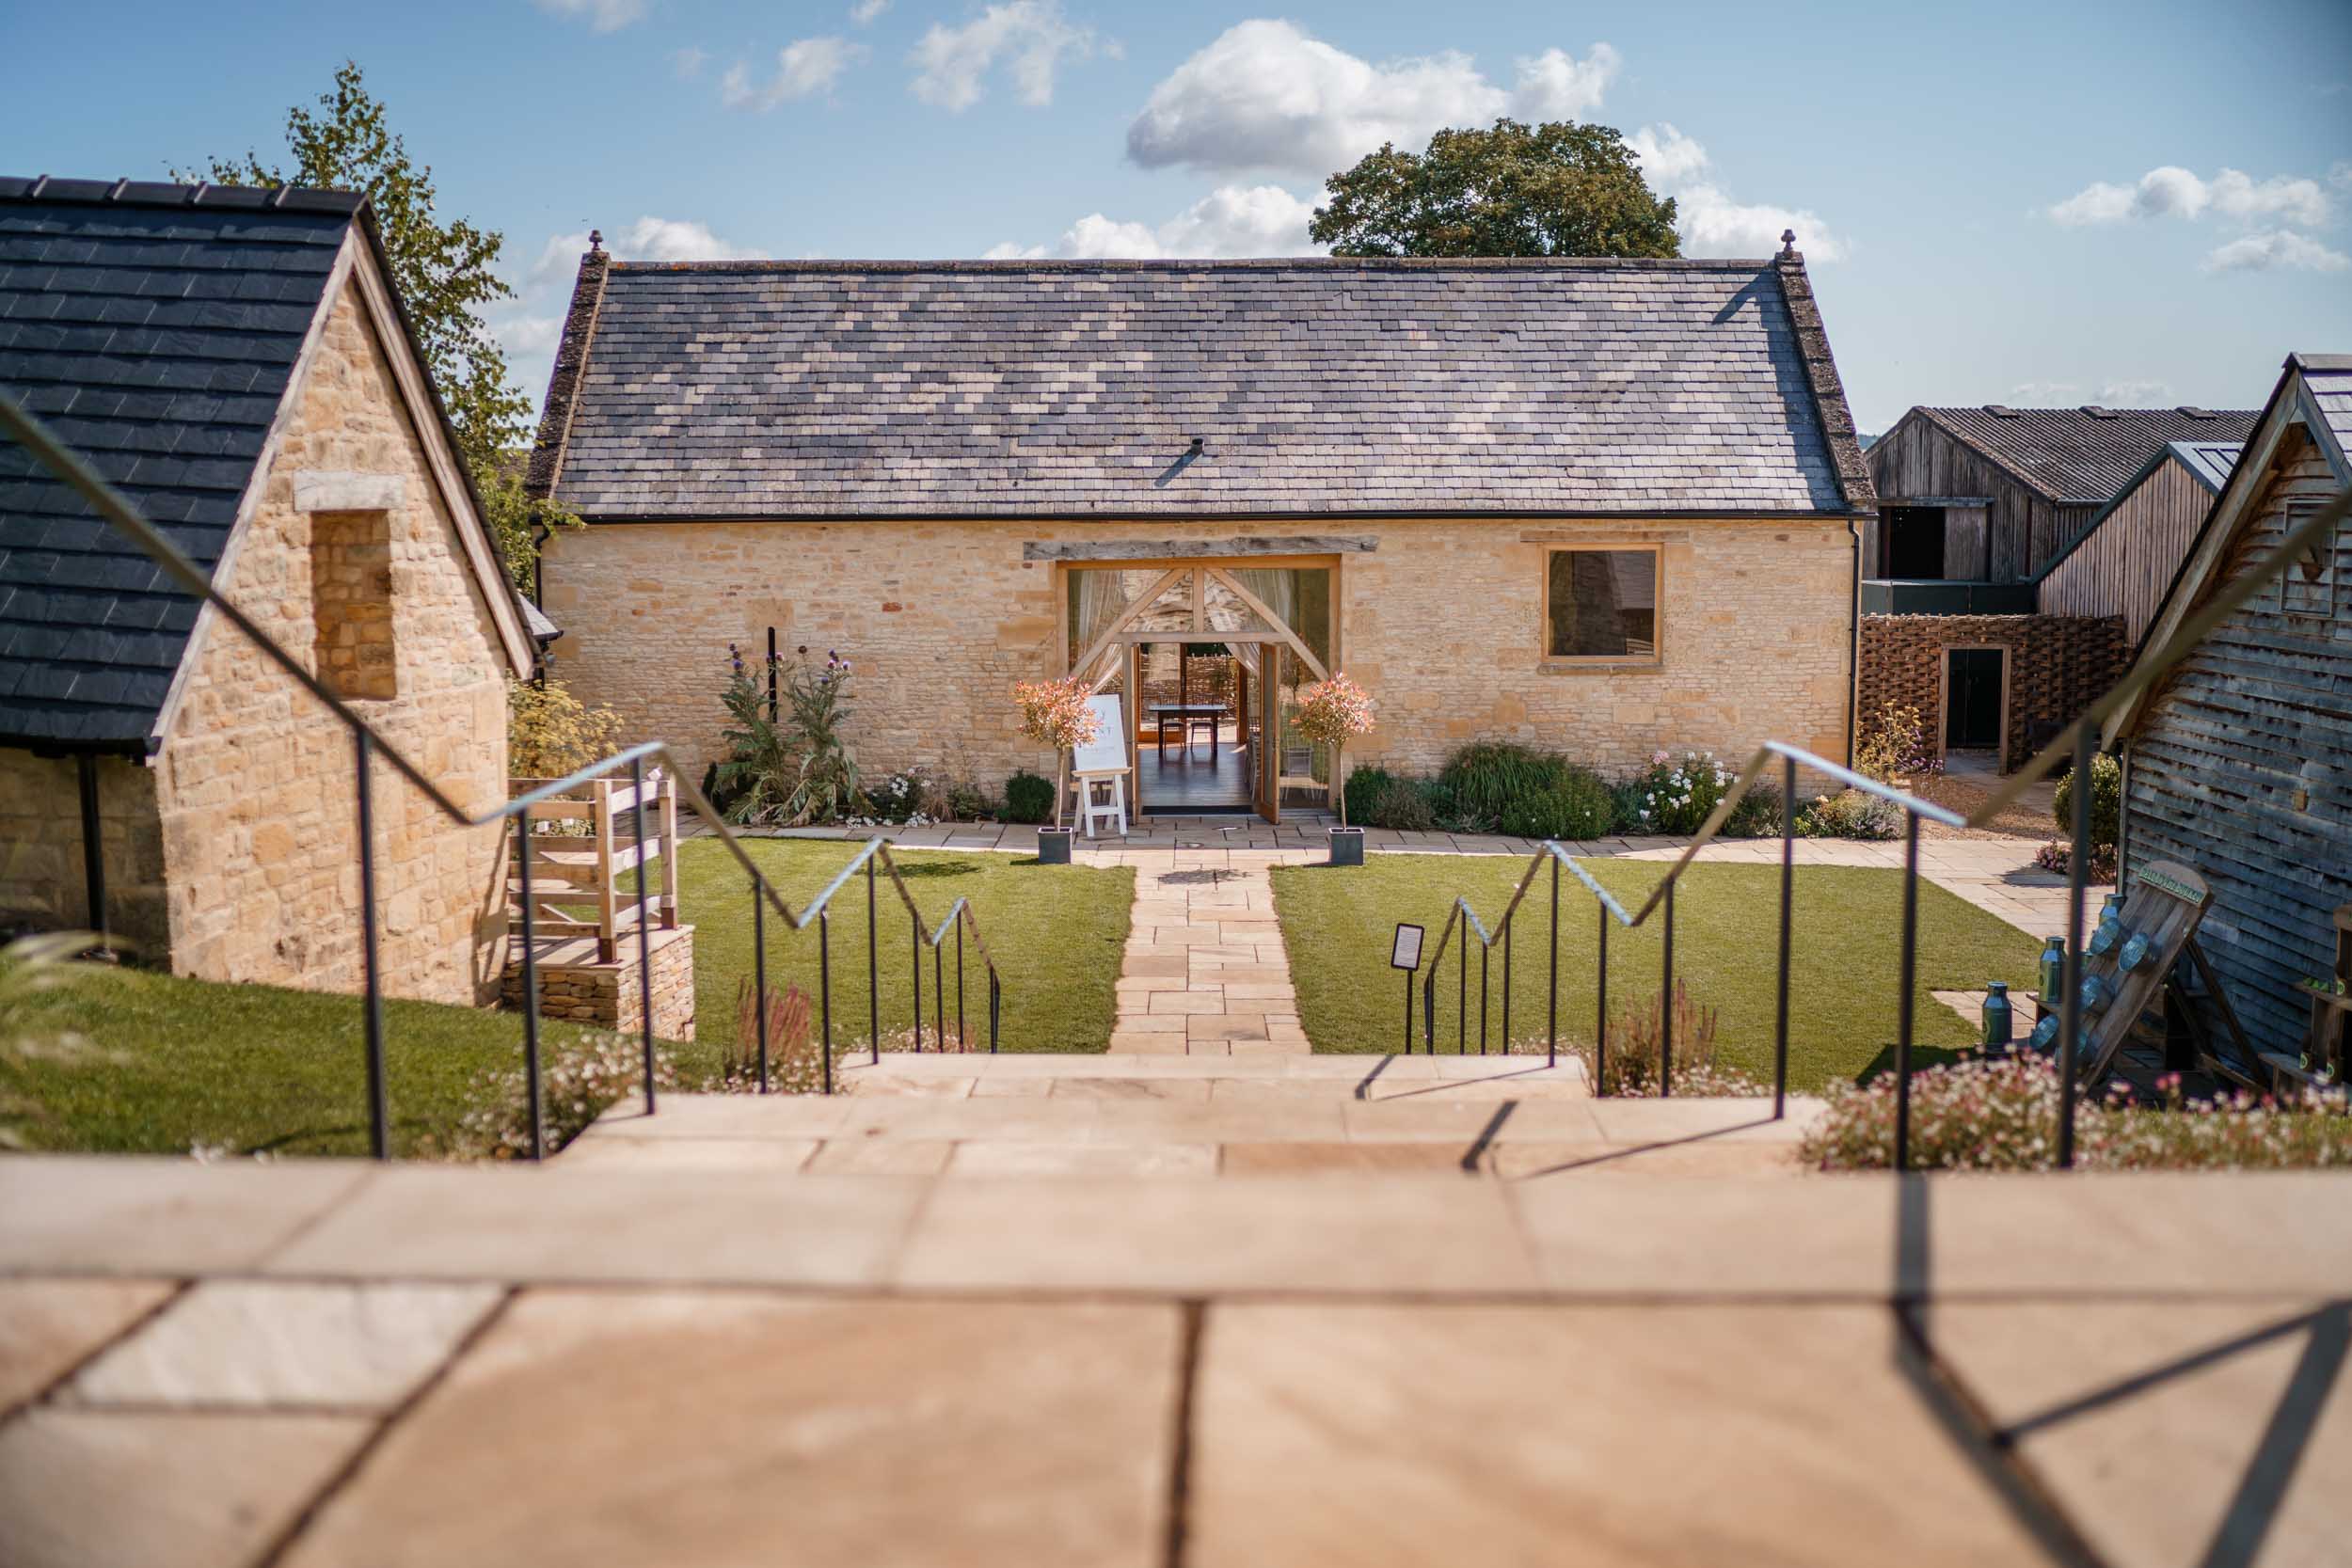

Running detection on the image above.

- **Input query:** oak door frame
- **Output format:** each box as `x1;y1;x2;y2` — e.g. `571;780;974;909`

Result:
1934;641;2012;771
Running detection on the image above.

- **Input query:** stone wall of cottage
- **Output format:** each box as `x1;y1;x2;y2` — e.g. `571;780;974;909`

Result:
0;749;169;956
540;516;1853;793
151;287;513;1003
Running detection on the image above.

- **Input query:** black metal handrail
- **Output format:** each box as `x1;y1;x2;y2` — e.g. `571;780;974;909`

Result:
1;393;1009;1162
1414;482;2350;1168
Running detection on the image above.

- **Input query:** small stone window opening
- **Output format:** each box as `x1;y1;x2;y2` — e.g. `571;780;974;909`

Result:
310;509;397;700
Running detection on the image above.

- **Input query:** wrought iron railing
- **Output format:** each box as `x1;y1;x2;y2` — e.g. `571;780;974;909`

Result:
1;395;1008;1163
1414;481;2349;1169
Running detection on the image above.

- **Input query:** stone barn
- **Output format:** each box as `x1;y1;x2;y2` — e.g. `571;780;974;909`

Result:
526;239;1873;819
0;177;533;1004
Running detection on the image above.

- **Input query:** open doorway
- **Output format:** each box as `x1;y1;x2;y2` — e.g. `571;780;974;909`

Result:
1942;646;2008;764
1064;562;1334;820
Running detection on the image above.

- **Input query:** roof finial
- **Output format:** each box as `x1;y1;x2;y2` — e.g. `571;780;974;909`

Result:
1779;229;1796;258
588;229;604;254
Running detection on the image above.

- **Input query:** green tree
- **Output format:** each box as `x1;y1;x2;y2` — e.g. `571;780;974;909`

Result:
1311;119;1681;260
176;61;575;588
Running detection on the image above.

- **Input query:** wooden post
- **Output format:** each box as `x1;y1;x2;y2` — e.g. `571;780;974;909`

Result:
593;777;617;962
659;768;679;928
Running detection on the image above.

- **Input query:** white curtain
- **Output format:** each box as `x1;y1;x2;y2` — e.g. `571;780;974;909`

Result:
1229;567;1297;636
1071;569;1132;675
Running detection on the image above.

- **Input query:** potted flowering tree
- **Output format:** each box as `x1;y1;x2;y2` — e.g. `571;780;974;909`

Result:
1295;673;1375;864
1010;674;1103;864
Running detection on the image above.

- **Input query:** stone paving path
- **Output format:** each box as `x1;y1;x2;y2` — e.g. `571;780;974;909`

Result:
1109;856;1307;1055
6;1153;2351;1567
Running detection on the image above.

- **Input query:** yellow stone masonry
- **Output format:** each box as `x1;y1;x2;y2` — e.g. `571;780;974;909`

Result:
540;516;1854;787
147;287;514;1002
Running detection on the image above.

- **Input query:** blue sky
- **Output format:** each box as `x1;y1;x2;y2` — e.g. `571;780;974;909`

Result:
6;0;2348;431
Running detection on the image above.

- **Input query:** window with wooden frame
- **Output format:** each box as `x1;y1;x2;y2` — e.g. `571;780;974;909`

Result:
2278;499;2336;625
1543;546;1661;662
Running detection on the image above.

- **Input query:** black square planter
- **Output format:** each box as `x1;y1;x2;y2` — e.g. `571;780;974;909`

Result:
1035;827;1073;864
1328;827;1365;866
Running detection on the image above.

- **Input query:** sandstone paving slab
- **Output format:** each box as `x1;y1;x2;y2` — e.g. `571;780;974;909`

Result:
1046;1075;1214;1101
899;1176;1536;1293
1218;1142;1476;1176
947;1140;1220;1177
1922;1299;2351;1568
1492;1139;1809;1180
577;1093;855;1140
559;1134;819;1171
1343;1097;1603;1143
65;1280;501;1411
0;1158;371;1277
803;1137;956;1175
1187;1301;2046;1568
1581;1097;1820;1144
278;1291;1178;1568
1926;1173;2352;1298
266;1168;929;1287
0;1408;372;1568
1509;1174;1902;1297
0;1278;175;1413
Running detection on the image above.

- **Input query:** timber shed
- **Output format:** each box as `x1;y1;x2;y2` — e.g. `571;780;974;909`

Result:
2107;354;2352;1058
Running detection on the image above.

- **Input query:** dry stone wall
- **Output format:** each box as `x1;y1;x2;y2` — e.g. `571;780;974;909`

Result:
538;516;1855;789
0;750;168;955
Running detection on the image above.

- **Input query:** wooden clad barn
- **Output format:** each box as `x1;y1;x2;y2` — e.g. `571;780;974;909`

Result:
2036;440;2240;646
1867;404;2256;584
2108;354;2352;1058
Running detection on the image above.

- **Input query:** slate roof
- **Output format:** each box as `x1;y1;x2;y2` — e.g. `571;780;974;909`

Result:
533;256;1868;520
0;177;362;750
2170;440;2243;494
2296;353;2352;465
1911;404;2260;505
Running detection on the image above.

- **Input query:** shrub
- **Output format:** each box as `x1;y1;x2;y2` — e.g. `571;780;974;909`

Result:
1801;1054;2352;1172
861;768;935;827
1797;788;1904;841
1002;770;1056;825
1367;777;1438;832
1854;702;1937;784
1498;765;1613;841
1343;766;1398;827
507;674;620;778
1295;675;1377;827
2033;838;2118;882
945;781;996;821
1723;783;1784;839
1439;742;1558;832
1625;751;1735;835
2052;752;2122;851
453;1029;675;1160
716;645;864;827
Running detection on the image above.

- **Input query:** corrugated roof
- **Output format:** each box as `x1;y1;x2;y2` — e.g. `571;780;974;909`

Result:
0;176;359;749
1912;404;2260;503
536;256;1865;520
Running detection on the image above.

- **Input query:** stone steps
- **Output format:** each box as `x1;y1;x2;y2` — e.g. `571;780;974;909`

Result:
566;1053;1823;1178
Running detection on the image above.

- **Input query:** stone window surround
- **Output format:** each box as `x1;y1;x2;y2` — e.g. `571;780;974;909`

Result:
1536;542;1664;671
294;470;406;703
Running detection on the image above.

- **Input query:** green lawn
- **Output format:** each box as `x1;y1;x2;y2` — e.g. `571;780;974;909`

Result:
1270;857;2041;1091
0;840;1127;1158
676;838;1132;1057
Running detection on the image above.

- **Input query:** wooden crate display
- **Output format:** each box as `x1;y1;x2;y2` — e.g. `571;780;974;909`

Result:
506;768;681;961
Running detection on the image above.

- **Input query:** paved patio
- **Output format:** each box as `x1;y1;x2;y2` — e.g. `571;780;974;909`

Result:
3;1152;2348;1566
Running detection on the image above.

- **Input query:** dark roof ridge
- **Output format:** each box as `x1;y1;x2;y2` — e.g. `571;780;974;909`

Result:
526;245;612;501
1772;249;1874;511
0;174;364;214
606;254;1776;274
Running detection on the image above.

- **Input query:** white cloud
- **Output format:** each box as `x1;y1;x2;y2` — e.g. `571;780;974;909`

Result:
1627;122;1709;184
494;314;564;356
527;215;762;289
672;46;707;80
910;0;1097;112
2050;165;2333;228
2202;230;2350;273
2096;379;2172;406
983;184;1320;260
850;0;888;22
1624;123;1845;261
532;0;644;33
723;38;864;109
2010;382;2083;404
1513;44;1620;119
1124;20;1618;177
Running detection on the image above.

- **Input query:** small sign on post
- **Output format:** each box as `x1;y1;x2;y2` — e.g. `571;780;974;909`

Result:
1391;923;1423;1054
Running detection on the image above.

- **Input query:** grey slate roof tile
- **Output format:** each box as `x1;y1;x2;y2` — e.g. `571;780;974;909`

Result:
0;177;358;749
541;258;1857;519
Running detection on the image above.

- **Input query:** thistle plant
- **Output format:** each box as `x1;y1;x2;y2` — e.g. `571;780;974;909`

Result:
717;645;865;827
